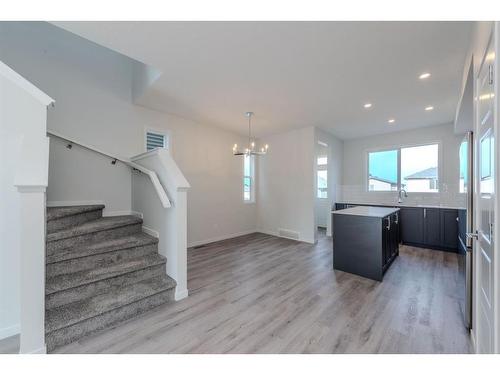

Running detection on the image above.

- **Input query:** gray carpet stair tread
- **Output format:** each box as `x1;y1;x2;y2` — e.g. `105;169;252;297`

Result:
47;216;142;242
46;275;176;333
47;205;105;221
46;253;166;294
46;233;158;264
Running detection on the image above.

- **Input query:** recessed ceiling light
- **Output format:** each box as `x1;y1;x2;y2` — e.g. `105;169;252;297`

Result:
425;106;434;111
388;118;395;124
419;72;431;80
364;103;372;109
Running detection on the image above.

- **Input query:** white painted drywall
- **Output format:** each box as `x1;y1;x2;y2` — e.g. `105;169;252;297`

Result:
315;128;343;236
341;122;466;208
0;131;21;340
257;126;316;243
0;22;257;247
131;149;190;299
0;59;53;349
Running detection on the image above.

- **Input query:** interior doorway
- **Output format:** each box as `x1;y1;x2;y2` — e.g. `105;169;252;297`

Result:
315;141;330;235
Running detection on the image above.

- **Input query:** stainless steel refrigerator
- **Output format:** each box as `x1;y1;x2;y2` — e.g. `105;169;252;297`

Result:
458;131;473;329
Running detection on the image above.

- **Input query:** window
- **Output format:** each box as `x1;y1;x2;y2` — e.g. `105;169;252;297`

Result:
317;156;328;198
243;154;255;202
459;141;468;193
146;130;168;151
401;144;438;193
480;131;494;194
367;143;439;193
368;149;398;191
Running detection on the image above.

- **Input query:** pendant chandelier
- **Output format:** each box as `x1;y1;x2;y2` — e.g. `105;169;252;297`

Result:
232;112;268;156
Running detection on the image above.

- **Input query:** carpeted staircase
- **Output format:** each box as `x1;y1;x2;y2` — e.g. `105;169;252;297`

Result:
45;205;176;352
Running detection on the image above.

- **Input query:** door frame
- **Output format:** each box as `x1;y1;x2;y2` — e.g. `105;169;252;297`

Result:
473;24;500;353
494;22;500;354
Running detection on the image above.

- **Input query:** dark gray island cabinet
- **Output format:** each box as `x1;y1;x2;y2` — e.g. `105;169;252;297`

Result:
332;206;400;281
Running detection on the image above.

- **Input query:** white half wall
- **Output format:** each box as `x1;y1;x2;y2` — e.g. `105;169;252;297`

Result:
0;22;257;246
341;122;466;208
257;126;316;243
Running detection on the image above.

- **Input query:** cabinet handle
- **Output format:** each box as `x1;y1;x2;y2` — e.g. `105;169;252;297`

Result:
386;217;391;230
395;213;399;224
424;208;426;218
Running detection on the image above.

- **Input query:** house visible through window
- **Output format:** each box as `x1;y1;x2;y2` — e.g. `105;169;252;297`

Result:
368;143;439;193
146;130;168;151
243;154;255;202
401;144;438;193
368;149;398;191
317;156;328;198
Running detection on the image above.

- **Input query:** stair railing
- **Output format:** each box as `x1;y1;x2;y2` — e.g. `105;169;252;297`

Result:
46;130;171;208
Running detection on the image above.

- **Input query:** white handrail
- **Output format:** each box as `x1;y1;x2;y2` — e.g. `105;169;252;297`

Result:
46;130;171;208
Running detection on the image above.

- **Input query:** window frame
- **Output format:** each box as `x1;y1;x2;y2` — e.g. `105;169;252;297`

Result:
317;156;328;199
366;148;399;193
243;154;255;204
365;141;441;194
144;127;170;153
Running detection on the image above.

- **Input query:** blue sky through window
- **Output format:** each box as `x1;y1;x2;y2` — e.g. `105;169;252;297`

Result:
368;150;397;183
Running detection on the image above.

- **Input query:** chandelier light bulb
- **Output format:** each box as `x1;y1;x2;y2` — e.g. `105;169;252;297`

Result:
232;112;267;156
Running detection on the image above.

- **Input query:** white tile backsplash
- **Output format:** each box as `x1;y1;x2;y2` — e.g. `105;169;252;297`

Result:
337;184;466;209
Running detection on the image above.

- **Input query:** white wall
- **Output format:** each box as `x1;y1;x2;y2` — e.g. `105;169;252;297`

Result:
314;128;343;236
0;22;256;247
257;126;316;243
0;60;53;343
0;130;21;340
341;122;466;208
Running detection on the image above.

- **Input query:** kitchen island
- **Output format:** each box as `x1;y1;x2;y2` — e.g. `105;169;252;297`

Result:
332;206;400;281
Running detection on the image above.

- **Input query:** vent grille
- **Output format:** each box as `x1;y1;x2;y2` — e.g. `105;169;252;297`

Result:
278;228;300;240
146;131;166;151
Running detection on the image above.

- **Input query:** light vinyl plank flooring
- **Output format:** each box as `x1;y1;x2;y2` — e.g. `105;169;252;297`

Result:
0;231;471;354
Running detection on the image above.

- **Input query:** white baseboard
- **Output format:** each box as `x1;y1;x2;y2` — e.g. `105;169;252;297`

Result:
470;328;477;353
142;226;159;238
0;323;20;340
256;229;315;244
131;211;143;219
46;200;104;207
103;210;136;217
257;229;279;237
175;288;189;301
22;345;47;354
188;229;257;248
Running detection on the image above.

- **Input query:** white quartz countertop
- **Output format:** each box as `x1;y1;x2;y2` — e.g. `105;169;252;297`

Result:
336;202;465;210
332;206;400;218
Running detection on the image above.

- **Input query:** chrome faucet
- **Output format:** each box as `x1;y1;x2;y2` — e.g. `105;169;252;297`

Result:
398;188;408;204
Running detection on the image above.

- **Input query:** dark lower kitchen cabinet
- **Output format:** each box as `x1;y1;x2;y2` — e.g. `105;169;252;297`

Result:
400;207;424;244
424;208;441;247
383;212;400;268
441;209;459;249
335;203;459;252
332;207;400;281
400;207;458;252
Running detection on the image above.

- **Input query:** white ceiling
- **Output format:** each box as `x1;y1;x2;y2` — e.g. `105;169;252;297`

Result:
52;21;473;139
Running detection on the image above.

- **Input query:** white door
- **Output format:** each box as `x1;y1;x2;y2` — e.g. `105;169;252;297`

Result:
475;34;496;353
